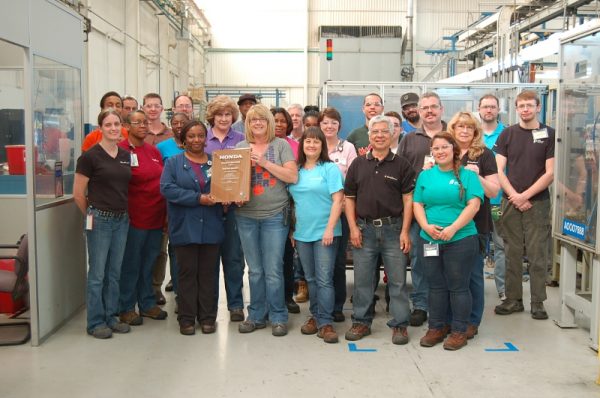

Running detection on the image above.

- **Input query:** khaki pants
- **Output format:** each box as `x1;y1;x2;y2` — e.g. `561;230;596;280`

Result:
499;197;550;303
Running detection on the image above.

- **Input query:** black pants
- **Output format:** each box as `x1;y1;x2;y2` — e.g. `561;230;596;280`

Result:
284;238;295;301
175;244;220;326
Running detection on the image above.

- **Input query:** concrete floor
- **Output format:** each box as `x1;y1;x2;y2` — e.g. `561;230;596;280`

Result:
2;271;599;398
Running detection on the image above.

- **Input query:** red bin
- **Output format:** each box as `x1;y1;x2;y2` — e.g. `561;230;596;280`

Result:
5;145;26;175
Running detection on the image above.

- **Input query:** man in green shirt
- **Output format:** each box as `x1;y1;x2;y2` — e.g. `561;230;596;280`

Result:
347;93;384;156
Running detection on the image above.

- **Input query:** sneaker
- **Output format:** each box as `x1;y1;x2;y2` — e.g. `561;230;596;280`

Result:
229;309;244;322
531;302;549;320
180;322;195;336
295;280;309;303
443;331;468;351
317;325;339;344
87;325;112;339
110;322;131;334
272;323;288;337
238;320;266;334
286;299;300;314
119;311;143;326
494;299;524;315
392;326;409;345
201;322;216;334
409;309;428;326
465;324;479;339
420;327;448;347
344;323;371;341
333;311;345;323
301;317;318;335
141;306;168;320
165;279;174;292
155;290;166;305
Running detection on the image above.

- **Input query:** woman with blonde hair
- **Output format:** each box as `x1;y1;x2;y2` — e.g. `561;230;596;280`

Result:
447;111;500;339
235;104;298;337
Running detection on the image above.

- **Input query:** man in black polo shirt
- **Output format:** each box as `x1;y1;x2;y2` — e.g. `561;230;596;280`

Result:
344;115;415;345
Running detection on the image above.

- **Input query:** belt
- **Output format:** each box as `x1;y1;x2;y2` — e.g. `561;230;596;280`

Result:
361;216;399;227
91;207;127;218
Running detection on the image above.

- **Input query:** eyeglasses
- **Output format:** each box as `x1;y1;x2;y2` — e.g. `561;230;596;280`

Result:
431;144;452;152
130;121;148;126
480;105;498;110
517;103;537;110
365;102;382;107
143;104;163;109
370;129;391;135
419;104;441;111
250;117;267;123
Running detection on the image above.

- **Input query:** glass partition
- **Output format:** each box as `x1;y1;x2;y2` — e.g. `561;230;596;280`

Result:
32;55;81;206
555;31;600;252
0;39;26;194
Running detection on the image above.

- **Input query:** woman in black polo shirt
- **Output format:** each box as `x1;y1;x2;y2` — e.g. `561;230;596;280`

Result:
74;108;132;339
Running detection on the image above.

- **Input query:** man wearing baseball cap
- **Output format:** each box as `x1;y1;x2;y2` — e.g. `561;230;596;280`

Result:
232;93;257;133
400;92;422;134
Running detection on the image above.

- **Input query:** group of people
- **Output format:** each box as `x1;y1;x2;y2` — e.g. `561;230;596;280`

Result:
74;88;554;351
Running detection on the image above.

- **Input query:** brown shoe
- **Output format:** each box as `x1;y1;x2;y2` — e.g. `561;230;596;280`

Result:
317;325;339;344
420;328;448;347
301;317;318;335
344;323;371;341
119;310;143;326
295;280;309;303
392;326;409;345
229;309;244;322
201;323;216;334
443;331;468;350
141;306;168;320
466;324;479;340
180;323;195;335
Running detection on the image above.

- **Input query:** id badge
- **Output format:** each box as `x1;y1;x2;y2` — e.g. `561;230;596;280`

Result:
130;153;139;167
86;212;94;230
423;243;439;257
532;128;548;140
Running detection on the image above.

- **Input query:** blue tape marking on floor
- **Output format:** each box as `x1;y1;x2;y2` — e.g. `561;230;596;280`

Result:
348;343;377;352
484;342;519;352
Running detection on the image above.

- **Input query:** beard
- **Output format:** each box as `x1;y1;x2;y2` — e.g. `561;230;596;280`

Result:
403;111;420;124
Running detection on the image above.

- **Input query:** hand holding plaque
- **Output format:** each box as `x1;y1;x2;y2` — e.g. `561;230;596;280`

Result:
210;148;251;203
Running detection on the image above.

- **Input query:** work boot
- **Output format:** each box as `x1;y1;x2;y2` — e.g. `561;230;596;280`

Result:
409;309;428;326
494;299;524;315
420;327;448;347
531;302;549;320
295;280;309;303
344;323;371;341
392;326;409;345
443;331;468;351
301;317;318;335
317;325;339;344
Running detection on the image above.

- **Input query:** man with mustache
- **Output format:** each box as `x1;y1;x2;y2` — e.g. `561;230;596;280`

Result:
400;92;422;134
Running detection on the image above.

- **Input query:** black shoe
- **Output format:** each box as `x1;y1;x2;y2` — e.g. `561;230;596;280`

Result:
333;311;345;322
286;299;300;314
155;291;166;305
165;280;174;292
409;309;428;326
495;299;524;315
531;302;548;320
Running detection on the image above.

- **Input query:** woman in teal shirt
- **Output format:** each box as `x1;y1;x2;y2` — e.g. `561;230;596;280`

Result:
413;132;483;351
289;127;344;344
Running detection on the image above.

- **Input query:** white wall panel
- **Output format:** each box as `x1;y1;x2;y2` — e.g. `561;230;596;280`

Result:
206;52;306;87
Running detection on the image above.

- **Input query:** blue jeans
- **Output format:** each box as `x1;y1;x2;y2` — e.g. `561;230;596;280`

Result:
296;238;338;327
419;235;478;333
214;211;245;311
409;220;428;311
86;209;129;331
468;234;486;326
351;220;410;328
333;214;349;312
119;226;163;313
491;219;506;296
236;212;289;324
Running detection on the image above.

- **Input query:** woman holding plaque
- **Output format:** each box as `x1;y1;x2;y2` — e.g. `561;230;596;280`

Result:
160;121;224;336
235;104;298;337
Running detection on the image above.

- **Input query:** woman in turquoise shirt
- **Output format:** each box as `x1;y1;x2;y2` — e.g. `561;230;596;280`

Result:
289;127;344;344
413;132;483;351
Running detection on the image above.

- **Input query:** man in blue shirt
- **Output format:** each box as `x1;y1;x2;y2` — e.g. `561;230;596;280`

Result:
400;92;422;134
479;94;506;301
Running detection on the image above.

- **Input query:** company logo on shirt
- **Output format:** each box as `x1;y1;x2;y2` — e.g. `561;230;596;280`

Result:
448;178;460;186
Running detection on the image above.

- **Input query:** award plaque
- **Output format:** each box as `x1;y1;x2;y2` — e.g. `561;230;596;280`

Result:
210;148;251;202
